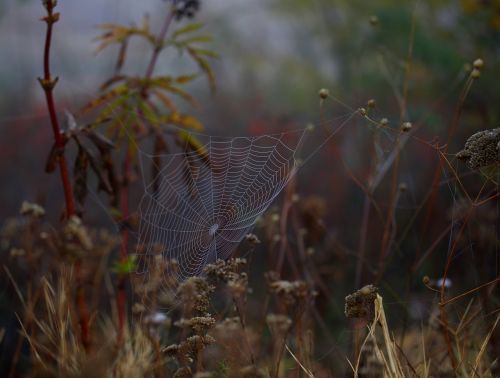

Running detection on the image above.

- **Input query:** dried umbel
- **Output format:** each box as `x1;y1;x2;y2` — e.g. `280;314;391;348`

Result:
173;0;201;20
204;258;249;298
345;285;378;322
266;313;292;336
19;201;45;218
176;276;215;315
457;128;500;169
267;277;313;306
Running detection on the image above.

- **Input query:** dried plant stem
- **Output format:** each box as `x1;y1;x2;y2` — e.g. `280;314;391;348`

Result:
38;0;90;352
115;4;175;342
144;5;175;83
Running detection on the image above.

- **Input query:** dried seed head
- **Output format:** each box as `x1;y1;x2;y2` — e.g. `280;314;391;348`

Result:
473;58;484;69
401;122;412;132
10;248;25;258
471;68;481;79
369;15;379;26
19;201;45;218
379;118;389;127
359;107;367;116
422;276;430;285
318;88;330;99
457;128;500;169
367;99;376;109
345;285;378;321
245;233;261;244
266;313;292;335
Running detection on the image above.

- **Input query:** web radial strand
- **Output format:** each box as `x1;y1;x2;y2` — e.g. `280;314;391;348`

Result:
135;131;305;285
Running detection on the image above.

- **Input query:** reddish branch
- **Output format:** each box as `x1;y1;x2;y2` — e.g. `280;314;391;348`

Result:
38;0;90;351
117;153;130;342
116;4;176;343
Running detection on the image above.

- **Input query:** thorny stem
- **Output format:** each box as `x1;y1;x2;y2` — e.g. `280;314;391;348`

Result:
38;0;91;352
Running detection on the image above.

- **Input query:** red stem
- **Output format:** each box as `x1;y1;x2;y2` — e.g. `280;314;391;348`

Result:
39;1;90;351
117;152;130;343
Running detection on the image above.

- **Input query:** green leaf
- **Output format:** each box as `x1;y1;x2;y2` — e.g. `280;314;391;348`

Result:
112;255;137;275
189;48;219;59
179;35;213;45
177;130;210;164
172;22;204;38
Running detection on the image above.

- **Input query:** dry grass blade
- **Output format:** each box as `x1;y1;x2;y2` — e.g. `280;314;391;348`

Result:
285;344;315;378
470;315;500;378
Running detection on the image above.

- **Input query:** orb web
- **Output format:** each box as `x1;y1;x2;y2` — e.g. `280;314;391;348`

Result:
134;130;306;291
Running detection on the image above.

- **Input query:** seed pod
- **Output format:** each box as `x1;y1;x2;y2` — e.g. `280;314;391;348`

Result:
318;88;329;99
369;15;379;26
401;122;412;132
473;58;484;69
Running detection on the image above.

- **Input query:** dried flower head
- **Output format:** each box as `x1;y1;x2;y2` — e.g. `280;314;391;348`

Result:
174;0;200;21
266;313;292;335
19;201;45;218
245;233;261;244
456;128;500;169
345;284;378;322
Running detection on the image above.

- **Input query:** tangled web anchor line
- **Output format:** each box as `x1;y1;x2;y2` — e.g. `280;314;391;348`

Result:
135;129;307;287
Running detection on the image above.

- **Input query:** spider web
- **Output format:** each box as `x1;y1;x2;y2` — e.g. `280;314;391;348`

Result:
135;130;307;286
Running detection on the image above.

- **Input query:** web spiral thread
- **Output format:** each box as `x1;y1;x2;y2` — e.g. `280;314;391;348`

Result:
135;130;306;291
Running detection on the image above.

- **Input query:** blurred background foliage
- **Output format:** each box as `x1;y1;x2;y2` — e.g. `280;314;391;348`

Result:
0;0;499;374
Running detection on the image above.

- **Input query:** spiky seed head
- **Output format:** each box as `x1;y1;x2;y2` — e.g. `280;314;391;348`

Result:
318;88;329;99
401;122;412;132
367;99;376;108
471;68;481;79
473;58;484;69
